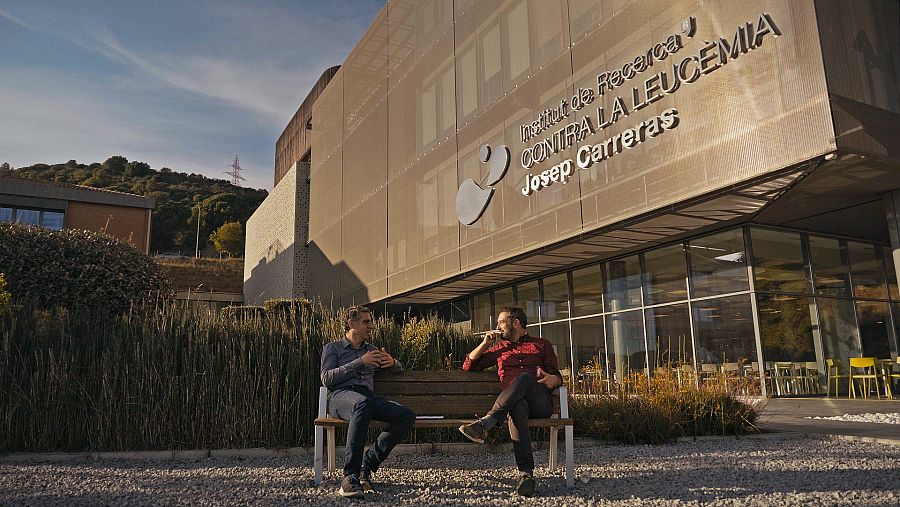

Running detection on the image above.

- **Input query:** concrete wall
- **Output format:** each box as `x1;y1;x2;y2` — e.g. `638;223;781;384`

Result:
65;201;152;253
243;162;310;305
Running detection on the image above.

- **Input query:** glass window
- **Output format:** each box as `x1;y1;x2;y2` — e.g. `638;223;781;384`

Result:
457;43;478;119
479;21;501;108
568;0;602;42
419;79;437;149
0;207;12;221
472;292;492;332
643;243;688;305
494;286;514;313
693;295;758;367
450;299;472;333
605;310;646;380
848;242;888;300
516;280;540;325
809;236;850;296
41;211;65;230
857;301;891;358
503;0;530;82
571;316;606;382
571;264;603;317
539;320;571;371
644;303;692;372
688;228;748;297
15;209;40;225
817;297;861;367
604;255;641;312
893;302;900;357
439;67;455;136
751;228;811;294
757;293;816;362
885;246;899;301
530;0;565;69
541;272;569;321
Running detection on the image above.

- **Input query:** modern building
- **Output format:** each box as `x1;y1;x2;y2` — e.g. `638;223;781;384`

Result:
0;175;154;253
245;0;900;397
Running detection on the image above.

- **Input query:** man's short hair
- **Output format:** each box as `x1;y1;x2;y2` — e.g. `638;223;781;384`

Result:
344;305;373;331
498;306;527;328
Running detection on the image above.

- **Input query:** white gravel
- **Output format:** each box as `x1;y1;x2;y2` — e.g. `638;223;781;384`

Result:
1;435;898;506
806;413;900;424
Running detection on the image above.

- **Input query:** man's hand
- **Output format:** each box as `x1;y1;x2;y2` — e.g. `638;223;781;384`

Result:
361;350;384;367
378;348;396;368
538;372;563;389
468;331;500;361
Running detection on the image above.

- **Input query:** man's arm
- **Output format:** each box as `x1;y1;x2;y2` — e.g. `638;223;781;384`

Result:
537;339;563;389
320;342;364;388
462;333;501;371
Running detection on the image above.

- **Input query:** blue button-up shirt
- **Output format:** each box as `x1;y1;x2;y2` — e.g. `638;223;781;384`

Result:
320;336;403;393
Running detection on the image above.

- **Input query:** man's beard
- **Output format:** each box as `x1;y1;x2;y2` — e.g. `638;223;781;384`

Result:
502;327;515;340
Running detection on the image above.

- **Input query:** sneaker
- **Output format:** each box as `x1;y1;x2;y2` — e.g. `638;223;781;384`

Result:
338;475;364;498
515;474;536;497
458;420;487;444
360;468;375;494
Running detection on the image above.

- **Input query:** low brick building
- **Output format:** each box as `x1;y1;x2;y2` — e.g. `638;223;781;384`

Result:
0;176;154;253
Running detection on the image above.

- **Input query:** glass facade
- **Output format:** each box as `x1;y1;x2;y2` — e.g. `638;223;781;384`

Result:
434;225;899;397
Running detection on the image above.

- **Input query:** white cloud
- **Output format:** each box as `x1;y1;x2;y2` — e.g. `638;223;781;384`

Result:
0;8;32;29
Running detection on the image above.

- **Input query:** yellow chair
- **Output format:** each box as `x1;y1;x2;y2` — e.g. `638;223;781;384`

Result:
825;359;849;397
848;357;881;399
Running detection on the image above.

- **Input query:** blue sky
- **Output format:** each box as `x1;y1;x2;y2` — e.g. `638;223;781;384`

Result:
0;0;384;191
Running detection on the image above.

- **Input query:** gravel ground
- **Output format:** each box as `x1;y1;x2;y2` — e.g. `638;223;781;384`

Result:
1;435;898;506
806;412;900;424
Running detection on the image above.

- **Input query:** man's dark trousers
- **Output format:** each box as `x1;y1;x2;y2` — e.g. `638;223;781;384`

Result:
329;386;415;477
485;373;552;473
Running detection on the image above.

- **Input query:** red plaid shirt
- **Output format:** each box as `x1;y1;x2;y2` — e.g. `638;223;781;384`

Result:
462;334;561;389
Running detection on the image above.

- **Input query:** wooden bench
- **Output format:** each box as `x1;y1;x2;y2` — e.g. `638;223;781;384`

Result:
314;370;574;487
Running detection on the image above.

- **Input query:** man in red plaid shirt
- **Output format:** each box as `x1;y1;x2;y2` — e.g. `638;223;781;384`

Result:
459;306;563;497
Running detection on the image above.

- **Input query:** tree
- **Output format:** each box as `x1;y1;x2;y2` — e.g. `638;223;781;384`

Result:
209;221;244;257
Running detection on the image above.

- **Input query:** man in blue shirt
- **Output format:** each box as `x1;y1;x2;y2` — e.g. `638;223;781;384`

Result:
320;305;415;498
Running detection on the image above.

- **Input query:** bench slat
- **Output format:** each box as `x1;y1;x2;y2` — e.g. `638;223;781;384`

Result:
384;394;499;416
375;370;498;382
375;382;502;396
314;417;573;428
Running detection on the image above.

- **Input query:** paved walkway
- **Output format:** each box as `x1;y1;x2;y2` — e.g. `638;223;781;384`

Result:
756;397;900;443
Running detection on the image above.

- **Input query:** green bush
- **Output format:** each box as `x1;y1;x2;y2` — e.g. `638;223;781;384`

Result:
0;222;172;312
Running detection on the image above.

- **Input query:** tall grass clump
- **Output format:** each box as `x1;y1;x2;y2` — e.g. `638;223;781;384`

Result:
571;369;760;444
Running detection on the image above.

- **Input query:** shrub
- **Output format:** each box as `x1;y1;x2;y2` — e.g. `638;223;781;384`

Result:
219;305;266;320
0;222;172;313
0;273;11;312
263;298;312;319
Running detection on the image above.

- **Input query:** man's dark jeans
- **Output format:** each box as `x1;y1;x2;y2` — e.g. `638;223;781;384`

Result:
329;386;415;478
485;373;552;474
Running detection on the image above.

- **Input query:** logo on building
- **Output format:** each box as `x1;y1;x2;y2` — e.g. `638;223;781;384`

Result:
455;144;509;225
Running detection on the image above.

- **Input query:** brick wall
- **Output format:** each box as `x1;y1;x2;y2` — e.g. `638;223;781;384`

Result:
65;201;151;253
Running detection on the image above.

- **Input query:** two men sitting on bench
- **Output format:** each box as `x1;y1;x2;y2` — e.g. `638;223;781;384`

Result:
319;305;562;498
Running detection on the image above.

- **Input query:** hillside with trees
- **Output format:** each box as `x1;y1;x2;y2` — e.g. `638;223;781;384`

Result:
0;157;267;254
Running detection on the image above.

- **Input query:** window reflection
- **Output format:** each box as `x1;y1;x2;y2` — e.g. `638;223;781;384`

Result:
757;293;816;362
848;242;888;300
541;272;569;321
472;292;492;332
644;303;692;371
494;286;514;313
809;236;850;296
516;280;540;324
857;301;891;358
0;207;12;222
688;228;748;297
15;209;40;225
605;255;641;312
693;295;758;367
817;297;861;368
539;321;570;371
885;246;899;301
605;310;646;380
571;264;603;317
571;316;606;383
41;211;65;230
643;243;687;305
751;228;811;294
